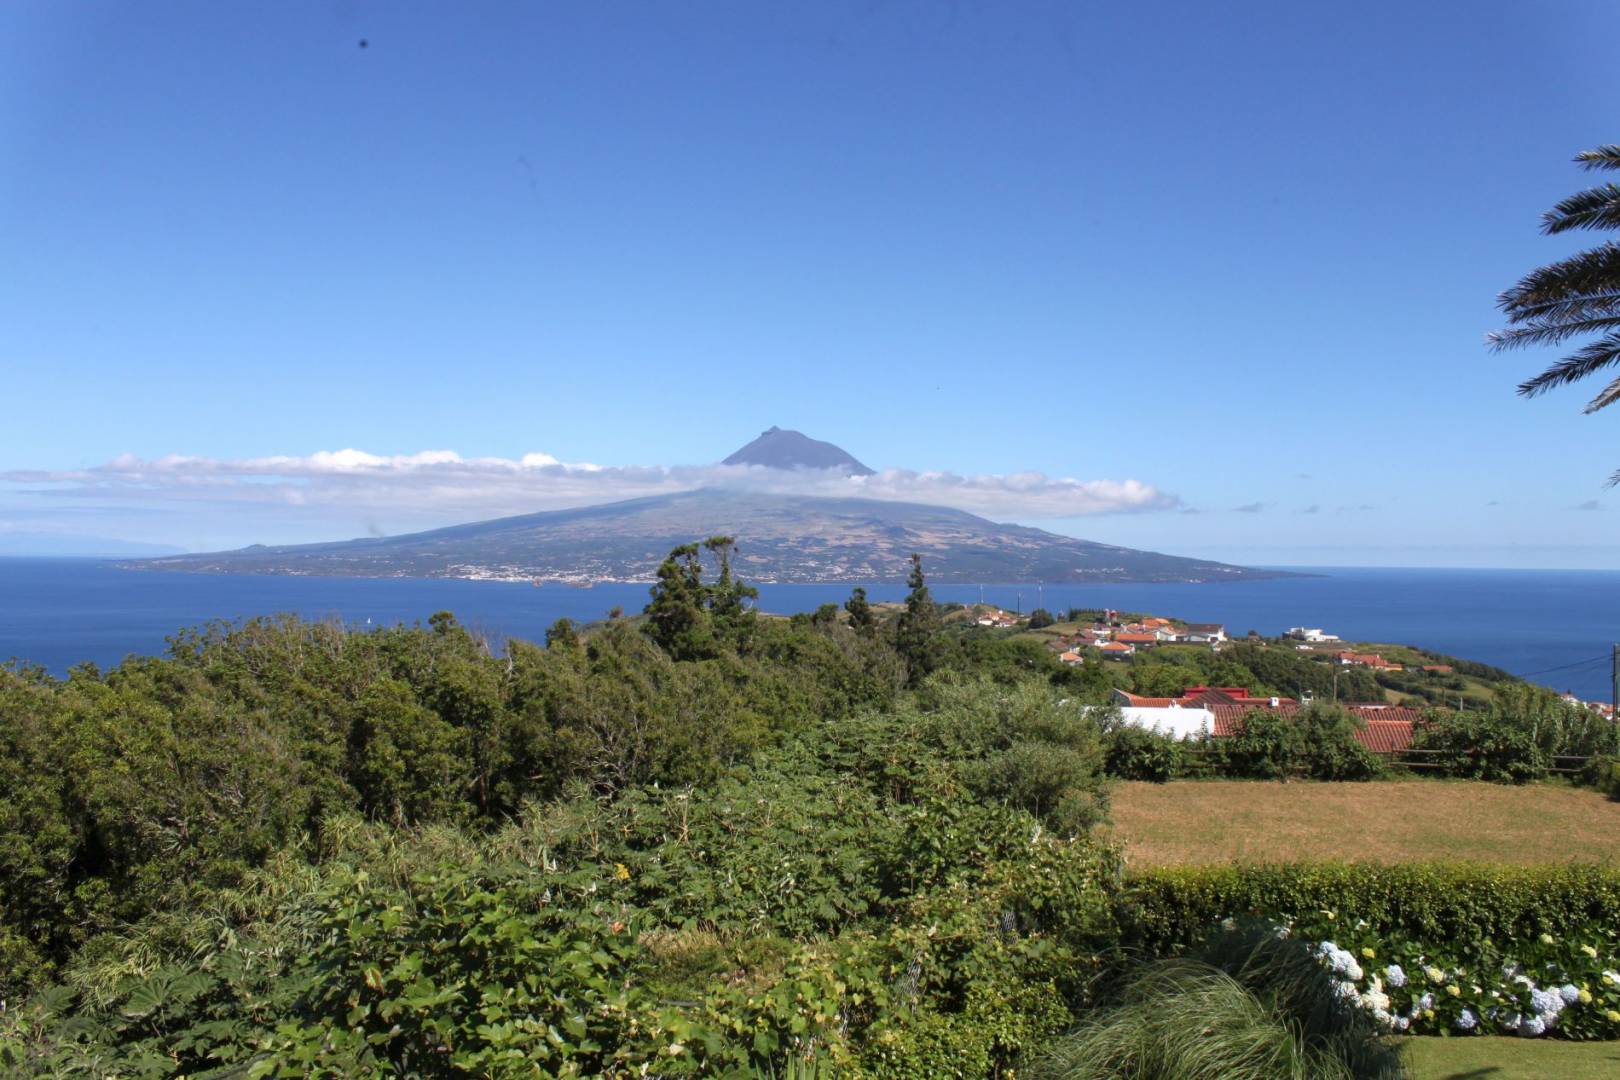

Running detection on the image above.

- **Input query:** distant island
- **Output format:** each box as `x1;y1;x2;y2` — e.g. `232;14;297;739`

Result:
128;429;1293;585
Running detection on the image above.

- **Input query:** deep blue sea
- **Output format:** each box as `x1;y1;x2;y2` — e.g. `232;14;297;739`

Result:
2;558;1618;700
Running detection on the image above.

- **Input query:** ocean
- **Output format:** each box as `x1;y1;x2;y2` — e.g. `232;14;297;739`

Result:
2;558;1617;701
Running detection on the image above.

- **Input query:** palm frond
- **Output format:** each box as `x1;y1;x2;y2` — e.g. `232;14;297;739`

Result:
1498;243;1620;316
1517;331;1620;398
1487;313;1620;350
1585;372;1620;414
1542;183;1620;234
1576;145;1620;171
1501;291;1620;325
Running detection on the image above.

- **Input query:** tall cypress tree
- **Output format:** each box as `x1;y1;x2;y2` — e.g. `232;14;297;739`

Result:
895;553;942;683
844;586;875;635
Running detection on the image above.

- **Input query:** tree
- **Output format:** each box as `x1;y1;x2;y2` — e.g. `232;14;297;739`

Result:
702;535;759;651
844;587;875;635
644;543;714;660
895;553;943;684
1026;608;1055;630
642;538;758;661
1492;145;1620;482
545;617;579;650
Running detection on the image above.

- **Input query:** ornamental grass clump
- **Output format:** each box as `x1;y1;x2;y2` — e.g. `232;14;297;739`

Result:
1026;926;1404;1080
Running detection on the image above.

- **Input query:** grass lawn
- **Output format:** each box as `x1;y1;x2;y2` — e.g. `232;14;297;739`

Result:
1108;779;1620;866
1402;1035;1620;1079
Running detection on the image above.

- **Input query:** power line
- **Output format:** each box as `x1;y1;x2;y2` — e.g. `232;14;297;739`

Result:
1516;654;1612;678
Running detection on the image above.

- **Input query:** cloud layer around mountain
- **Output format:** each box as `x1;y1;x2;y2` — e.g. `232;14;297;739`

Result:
3;448;1178;532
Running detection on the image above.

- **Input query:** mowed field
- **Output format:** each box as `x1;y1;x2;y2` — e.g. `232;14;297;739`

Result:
1108;779;1620;866
1403;1035;1620;1079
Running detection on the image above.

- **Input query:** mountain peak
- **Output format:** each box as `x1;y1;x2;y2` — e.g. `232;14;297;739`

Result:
722;427;875;475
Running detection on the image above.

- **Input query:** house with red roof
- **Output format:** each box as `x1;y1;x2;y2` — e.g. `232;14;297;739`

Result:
1338;651;1404;671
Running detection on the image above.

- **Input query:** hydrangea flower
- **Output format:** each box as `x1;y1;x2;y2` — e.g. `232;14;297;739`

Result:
1425;966;1446;984
1521;1015;1547;1037
1558;984;1582;1006
1455;1008;1478;1032
1384;964;1406;988
1530;988;1564;1018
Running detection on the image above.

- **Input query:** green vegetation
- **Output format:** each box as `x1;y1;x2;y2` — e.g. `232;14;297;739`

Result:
2;545;1617;1075
1029;926;1403;1080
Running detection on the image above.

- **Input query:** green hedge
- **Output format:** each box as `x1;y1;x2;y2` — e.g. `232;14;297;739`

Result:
1120;862;1620;952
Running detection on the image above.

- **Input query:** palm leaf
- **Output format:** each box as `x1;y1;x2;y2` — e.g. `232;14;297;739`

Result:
1488;313;1620;350
1516;330;1620;398
1542;183;1620;233
1498;243;1620;315
1585;372;1620;414
1575;145;1620;171
1500;291;1620;325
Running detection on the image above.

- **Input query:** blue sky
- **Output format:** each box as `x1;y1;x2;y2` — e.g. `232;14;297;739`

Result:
3;1;1619;566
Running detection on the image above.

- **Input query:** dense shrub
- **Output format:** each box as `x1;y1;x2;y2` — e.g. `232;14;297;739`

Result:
1100;720;1181;783
1411;685;1617;783
1120;862;1620;954
1218;705;1382;781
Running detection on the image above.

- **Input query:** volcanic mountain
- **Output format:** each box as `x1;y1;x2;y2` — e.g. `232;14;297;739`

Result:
723;426;875;475
134;431;1283;584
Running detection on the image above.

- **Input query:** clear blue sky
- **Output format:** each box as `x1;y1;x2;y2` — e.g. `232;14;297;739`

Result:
3;1;1619;565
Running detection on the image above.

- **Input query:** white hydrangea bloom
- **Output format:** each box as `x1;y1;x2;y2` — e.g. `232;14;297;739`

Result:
1383;964;1406;988
1530;988;1564;1018
1558;983;1582;1006
1521;1015;1547;1037
1455;1008;1478;1032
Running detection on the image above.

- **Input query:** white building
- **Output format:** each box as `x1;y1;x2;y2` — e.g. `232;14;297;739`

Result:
1111;706;1216;741
1285;627;1341;643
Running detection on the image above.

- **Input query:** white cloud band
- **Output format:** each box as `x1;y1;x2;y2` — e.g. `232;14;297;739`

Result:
2;448;1178;540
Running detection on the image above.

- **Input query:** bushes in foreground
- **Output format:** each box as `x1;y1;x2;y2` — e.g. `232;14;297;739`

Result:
1027;926;1404;1080
0;675;1124;1077
1117;863;1620;1040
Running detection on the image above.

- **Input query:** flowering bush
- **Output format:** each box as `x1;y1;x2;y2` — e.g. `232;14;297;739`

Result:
1274;915;1620;1039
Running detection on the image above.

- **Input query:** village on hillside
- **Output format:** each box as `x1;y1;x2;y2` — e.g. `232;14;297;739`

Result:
956;604;1616;759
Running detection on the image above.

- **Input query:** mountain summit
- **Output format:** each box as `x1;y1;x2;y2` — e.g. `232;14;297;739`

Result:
722;427;875;475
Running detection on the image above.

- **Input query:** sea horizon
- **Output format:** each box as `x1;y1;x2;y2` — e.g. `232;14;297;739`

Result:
3;557;1615;701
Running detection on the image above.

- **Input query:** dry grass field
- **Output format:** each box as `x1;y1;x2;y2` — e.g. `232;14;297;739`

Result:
1108;779;1620;866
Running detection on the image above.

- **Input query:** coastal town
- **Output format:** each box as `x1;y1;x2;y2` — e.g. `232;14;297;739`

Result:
962;605;1617;758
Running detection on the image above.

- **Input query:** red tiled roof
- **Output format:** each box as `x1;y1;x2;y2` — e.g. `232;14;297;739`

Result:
1116;632;1158;644
1208;704;1422;753
1117;693;1179;707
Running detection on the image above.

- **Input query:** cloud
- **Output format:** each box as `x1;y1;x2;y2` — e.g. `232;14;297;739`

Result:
1576;499;1603;511
1300;504;1320;515
1232;502;1266;514
2;447;1179;528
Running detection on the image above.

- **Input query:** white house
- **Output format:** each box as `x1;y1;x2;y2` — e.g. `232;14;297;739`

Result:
1285;627;1341;643
1112;706;1216;741
1183;623;1227;644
